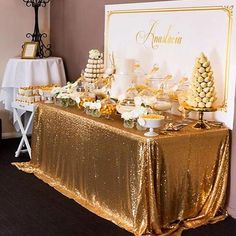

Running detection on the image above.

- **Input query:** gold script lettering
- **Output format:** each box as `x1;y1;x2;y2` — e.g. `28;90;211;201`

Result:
136;21;183;49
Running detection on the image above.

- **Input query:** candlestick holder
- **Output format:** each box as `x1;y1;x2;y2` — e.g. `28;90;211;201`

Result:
183;102;217;129
23;0;52;58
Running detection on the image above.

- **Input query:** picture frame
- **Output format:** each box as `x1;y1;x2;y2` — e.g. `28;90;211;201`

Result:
22;42;38;59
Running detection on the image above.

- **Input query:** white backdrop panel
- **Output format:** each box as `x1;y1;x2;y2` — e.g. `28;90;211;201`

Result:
105;0;236;129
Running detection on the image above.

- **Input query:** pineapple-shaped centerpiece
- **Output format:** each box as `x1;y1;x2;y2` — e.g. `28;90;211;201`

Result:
187;53;217;109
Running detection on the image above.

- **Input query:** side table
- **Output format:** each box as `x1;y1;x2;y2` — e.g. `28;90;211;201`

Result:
0;57;66;129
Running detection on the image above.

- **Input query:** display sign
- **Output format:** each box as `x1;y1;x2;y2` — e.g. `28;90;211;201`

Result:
105;0;236;129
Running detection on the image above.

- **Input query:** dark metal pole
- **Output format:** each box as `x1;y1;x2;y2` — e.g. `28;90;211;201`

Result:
23;0;52;58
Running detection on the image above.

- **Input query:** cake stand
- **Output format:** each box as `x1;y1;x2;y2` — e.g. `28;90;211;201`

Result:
183;103;217;129
144;127;158;137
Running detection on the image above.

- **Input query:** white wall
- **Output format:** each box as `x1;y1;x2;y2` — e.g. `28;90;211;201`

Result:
228;84;236;217
0;0;50;137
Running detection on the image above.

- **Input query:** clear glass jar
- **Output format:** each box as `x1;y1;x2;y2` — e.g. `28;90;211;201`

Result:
79;92;95;108
85;107;93;116
91;109;101;118
100;97;116;119
123;119;135;129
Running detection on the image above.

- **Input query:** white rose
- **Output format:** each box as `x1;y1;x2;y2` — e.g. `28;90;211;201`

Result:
83;102;91;108
89;101;101;110
134;96;143;107
75;97;81;104
138;118;145;127
51;87;62;96
121;112;132;121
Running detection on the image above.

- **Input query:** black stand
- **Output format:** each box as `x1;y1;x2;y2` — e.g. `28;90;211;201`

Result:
23;0;52;58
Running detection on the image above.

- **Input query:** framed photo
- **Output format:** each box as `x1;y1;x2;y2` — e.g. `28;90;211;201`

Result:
22;42;38;59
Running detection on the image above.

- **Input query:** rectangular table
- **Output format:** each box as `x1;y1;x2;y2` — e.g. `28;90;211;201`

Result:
14;103;229;236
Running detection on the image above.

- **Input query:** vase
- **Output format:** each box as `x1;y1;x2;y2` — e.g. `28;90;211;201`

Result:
60;98;70;107
92;109;101;118
123;119;135;129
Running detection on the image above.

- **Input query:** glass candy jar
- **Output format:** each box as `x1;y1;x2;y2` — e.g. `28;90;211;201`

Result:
100;97;116;119
79;92;95;109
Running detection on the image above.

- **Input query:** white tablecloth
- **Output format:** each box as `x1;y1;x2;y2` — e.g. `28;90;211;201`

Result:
0;57;66;112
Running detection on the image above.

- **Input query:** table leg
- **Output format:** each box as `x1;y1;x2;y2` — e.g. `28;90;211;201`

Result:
14;108;35;159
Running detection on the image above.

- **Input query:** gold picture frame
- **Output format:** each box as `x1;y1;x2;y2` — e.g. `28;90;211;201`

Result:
22;42;38;59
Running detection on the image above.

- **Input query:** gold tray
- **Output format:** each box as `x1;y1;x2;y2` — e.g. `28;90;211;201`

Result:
182;102;218;112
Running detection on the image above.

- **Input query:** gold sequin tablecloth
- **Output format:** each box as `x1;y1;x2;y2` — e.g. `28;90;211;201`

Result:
14;104;229;236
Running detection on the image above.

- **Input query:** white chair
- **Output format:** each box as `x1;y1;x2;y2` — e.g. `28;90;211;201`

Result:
11;102;37;159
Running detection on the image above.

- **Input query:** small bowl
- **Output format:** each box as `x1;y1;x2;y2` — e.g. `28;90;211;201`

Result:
138;114;165;137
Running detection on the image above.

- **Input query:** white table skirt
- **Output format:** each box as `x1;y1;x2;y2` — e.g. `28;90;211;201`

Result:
0;57;67;112
0;57;67;129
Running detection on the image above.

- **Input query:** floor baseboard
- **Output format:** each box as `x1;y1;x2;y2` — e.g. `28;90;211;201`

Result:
227;206;236;219
2;132;21;139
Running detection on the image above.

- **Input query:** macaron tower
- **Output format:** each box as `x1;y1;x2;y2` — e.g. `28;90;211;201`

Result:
83;49;104;82
187;53;216;109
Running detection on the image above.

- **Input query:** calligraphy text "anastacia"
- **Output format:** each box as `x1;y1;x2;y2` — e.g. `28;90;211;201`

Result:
136;21;183;49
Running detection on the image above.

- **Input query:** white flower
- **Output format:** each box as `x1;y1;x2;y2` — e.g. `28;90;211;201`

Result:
56;93;70;99
134;106;147;117
69;92;81;101
63;81;78;94
134;96;157;107
83;102;91;108
142;96;157;106
134;96;143;107
89;49;102;59
121;112;133;121
121;107;147;121
89;101;102;110
51;87;61;96
75;97;81;104
52;82;78;98
137;118;145;127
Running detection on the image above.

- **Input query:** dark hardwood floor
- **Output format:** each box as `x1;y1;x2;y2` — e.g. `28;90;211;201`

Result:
0;138;235;236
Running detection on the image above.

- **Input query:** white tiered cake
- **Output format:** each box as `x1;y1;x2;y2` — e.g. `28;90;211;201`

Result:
110;58;136;99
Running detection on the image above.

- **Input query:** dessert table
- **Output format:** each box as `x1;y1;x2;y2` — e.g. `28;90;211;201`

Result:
14;103;229;236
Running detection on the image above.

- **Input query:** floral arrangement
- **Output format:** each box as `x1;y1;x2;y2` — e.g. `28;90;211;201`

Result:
51;81;80;107
51;81;78;98
134;96;157;107
82;100;102;110
120;95;158;128
121;106;147;121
